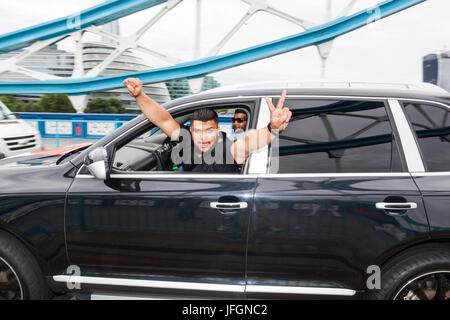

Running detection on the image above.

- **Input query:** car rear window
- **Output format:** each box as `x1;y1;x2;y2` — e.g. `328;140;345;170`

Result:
268;99;403;174
401;102;450;172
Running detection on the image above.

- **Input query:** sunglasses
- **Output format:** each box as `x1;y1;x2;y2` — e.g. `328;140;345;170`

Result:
232;118;247;123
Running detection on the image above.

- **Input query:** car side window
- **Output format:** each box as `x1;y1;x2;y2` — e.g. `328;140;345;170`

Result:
268;99;403;173
401;102;450;172
111;107;251;174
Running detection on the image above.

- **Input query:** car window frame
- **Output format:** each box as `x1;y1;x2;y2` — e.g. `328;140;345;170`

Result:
399;98;450;173
261;95;408;175
76;97;262;178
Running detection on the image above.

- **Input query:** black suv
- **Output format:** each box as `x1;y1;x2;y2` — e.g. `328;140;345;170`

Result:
0;83;449;300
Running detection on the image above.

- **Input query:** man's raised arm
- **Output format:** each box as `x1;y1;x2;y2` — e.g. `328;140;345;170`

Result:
123;78;180;139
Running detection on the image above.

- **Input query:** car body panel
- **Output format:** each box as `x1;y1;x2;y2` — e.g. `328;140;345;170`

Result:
412;175;450;239
0;162;76;275
65;174;255;298
247;175;429;297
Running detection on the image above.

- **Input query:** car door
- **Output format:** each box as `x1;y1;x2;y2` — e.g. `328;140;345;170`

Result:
399;99;450;239
246;96;430;298
64;99;259;298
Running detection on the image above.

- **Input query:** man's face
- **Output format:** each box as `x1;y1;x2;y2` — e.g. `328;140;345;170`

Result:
232;112;247;132
190;120;219;152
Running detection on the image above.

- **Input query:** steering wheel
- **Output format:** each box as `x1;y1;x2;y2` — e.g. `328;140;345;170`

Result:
152;139;178;171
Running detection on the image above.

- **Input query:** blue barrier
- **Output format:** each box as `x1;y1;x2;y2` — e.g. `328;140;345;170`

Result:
18;112;138;139
18;112;233;145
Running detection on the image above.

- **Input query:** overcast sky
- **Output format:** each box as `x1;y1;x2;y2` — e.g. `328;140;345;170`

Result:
0;0;449;86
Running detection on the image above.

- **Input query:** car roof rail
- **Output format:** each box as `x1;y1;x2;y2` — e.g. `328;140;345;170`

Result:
204;80;449;94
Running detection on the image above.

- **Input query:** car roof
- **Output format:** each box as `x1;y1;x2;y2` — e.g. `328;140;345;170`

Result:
163;84;450;110
205;81;448;93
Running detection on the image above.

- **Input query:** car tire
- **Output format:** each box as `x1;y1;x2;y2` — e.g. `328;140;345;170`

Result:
366;244;450;300
0;230;51;300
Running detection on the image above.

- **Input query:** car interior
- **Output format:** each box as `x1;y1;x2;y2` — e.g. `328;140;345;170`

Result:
111;107;251;174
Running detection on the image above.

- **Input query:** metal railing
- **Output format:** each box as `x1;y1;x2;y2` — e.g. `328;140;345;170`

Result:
17;112;233;148
17;112;137;148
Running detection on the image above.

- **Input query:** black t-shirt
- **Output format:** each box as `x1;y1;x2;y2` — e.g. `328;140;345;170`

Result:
172;125;240;173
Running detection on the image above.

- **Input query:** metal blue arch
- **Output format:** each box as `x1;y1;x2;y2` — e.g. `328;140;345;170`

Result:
0;0;426;95
0;0;168;54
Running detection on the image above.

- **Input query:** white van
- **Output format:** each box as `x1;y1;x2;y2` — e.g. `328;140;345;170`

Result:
0;100;43;159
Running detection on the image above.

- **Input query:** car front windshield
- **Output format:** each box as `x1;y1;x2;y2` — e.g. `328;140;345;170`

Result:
0;102;16;120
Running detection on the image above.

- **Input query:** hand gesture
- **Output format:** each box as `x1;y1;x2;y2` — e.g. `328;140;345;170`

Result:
123;78;143;98
265;90;291;133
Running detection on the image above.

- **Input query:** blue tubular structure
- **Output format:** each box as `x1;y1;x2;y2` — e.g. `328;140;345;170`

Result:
0;0;168;53
0;0;426;94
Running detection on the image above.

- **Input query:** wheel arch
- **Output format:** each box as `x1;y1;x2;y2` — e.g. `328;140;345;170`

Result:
0;222;50;275
359;238;450;291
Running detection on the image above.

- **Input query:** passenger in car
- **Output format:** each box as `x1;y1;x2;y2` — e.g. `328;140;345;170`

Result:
230;108;248;141
124;77;292;173
229;109;249;173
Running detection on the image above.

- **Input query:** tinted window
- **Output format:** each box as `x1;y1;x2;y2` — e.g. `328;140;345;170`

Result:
269;99;402;173
402;102;450;172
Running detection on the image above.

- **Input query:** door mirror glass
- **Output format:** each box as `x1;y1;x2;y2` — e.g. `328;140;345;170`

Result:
84;147;110;180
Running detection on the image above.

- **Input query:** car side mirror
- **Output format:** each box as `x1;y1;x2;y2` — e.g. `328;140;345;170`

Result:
84;147;110;180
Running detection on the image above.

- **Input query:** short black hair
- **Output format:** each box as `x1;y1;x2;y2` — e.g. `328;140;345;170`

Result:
234;108;247;119
191;108;218;124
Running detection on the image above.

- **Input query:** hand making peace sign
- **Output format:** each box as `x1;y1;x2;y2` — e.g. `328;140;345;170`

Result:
265;90;292;133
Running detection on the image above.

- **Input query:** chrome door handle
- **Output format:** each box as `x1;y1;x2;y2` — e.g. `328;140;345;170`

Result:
375;202;417;210
210;202;248;210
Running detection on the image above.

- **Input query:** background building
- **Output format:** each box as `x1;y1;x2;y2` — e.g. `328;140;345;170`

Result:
166;76;221;100
0;43;171;111
0;42;221;112
81;41;171;110
423;50;450;92
0;45;74;103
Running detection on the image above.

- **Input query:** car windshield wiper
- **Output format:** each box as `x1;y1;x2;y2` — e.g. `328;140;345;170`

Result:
56;144;92;165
